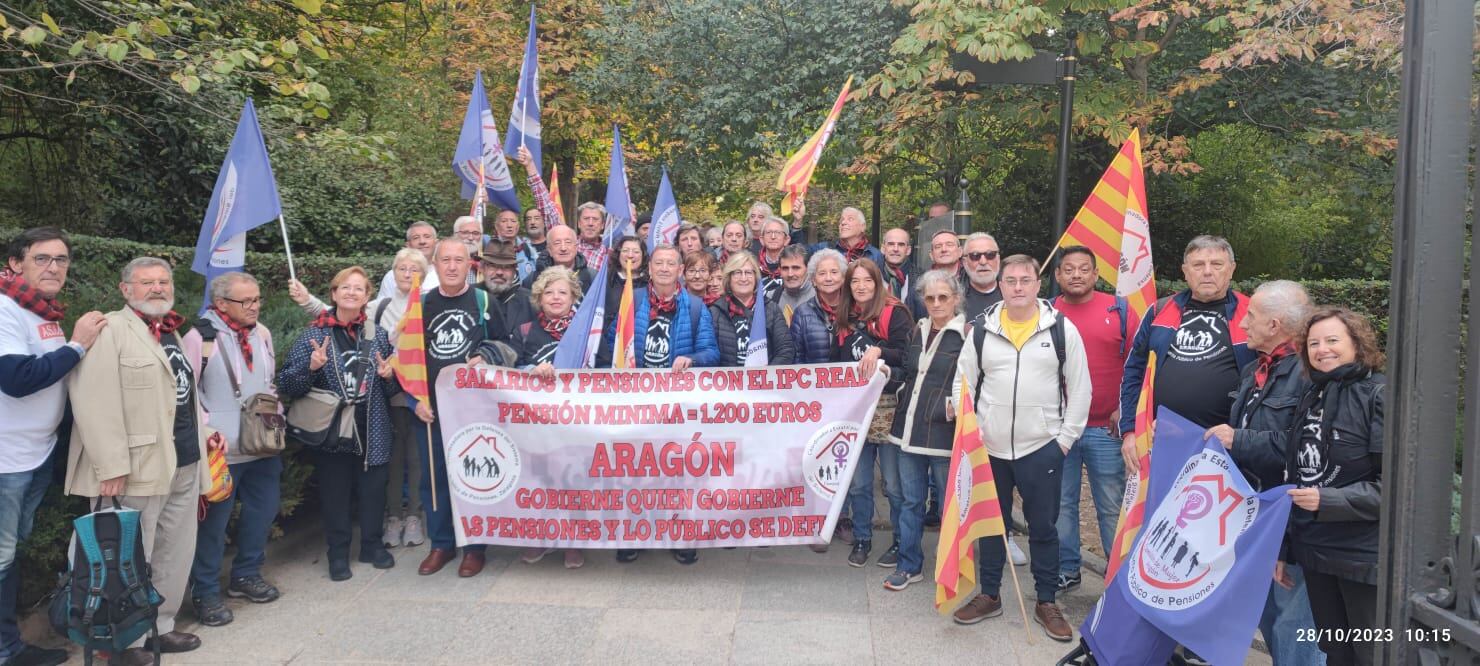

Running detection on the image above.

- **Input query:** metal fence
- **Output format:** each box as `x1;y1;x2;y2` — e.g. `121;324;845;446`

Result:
1378;1;1480;663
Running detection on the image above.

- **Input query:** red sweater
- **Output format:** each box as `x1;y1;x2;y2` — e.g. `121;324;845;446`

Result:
1054;292;1139;427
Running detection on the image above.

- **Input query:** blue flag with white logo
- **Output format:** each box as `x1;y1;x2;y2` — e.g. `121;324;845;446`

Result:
743;292;769;367
190;98;282;313
1083;408;1295;666
454;70;520;213
503;6;542;173
648;167;680;252
552;260;610;369
604;125;634;241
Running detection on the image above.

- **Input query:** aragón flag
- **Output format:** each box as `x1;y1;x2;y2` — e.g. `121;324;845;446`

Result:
1054;128;1156;317
933;373;1006;614
1106;351;1157;582
612;268;637;368
390;273;430;404
775;76;852;216
548;162;567;227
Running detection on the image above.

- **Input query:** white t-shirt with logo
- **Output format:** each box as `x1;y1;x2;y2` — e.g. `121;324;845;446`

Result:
0;295;73;473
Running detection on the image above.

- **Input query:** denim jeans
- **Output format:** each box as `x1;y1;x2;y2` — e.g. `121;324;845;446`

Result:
190;456;283;599
895;450;951;574
415;416;485;554
1260;563;1326;665
0;458;52;658
1056;427;1125;575
847;441;901;545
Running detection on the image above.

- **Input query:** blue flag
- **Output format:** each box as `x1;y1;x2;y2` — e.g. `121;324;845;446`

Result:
454;70;520;213
1083;408;1295;666
648;167;680;252
190;98;283;313
743;292;769;367
552;261;610;369
503;6;542;173
604;125;634;241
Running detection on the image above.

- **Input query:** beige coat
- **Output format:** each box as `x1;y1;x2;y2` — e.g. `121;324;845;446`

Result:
65;308;208;497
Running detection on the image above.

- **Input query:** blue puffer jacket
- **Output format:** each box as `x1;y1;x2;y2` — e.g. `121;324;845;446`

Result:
789;298;835;364
598;287;719;368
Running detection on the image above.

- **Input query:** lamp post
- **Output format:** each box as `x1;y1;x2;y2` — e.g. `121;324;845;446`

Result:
953;176;972;239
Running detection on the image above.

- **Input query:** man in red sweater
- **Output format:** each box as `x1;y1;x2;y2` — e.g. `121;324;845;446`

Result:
1049;246;1140;592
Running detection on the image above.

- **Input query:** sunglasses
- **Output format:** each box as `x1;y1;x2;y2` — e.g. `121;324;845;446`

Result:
966;251;1000;262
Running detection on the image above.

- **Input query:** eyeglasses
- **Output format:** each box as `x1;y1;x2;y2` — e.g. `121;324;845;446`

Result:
763;230;787;237
966;251;999;262
221;296;261;308
731;269;757;277
1000;277;1038;288
923;294;955;304
28;254;71;268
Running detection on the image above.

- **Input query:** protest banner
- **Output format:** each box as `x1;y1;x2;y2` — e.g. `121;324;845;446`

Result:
433;363;886;549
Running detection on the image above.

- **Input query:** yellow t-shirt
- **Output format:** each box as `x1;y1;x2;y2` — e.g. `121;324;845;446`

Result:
1002;308;1038;350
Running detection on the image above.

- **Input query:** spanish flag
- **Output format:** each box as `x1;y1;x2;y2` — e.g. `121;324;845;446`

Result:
1105;351;1157;583
1053;128;1157;317
934;374;1006;615
549;162;567;227
390;273;431;404
775;76;853;216
612;268;637;368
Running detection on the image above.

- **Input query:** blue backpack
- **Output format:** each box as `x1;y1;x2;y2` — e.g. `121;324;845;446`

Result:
49;498;163;665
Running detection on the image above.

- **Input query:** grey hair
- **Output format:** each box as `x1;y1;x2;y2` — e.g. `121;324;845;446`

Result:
209;271;258;302
761;216;789;236
807;248;846;284
748;201;774;218
839;207;866;224
779;244;808;265
121;256;172;283
575;201;607;218
405;220;436;239
1183;234;1236;263
963;232;997;246
916;269;964;314
392;247;429;272
1254;280;1312;334
453;215;479;231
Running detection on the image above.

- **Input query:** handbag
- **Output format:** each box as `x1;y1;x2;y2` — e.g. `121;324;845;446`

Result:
285;333;359;450
210;337;288;457
203;433;234;503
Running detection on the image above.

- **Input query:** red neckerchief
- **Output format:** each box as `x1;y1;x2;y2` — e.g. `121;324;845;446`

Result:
0;269;65;321
726;294;755;319
132;308;184;342
718;249;732;266
702;292;722;306
759;251;783;280
1254;341;1297;389
887;263;907;287
312;310;367;341
851;298;901;339
539;311;572;341
649;288;678;317
817;296;840;323
210;306;257;371
839;237;869;263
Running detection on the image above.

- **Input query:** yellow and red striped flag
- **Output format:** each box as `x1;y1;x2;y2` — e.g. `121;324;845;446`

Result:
1105;351;1157;583
390;273;431;404
934;374;1007;615
612;268;637;368
775;76;853;216
549;163;567;227
1054;128;1157;317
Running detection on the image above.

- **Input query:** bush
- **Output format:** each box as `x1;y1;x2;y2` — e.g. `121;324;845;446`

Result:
1158;278;1390;342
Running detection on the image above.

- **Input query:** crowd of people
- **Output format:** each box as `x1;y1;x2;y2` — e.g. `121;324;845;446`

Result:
0;173;1384;664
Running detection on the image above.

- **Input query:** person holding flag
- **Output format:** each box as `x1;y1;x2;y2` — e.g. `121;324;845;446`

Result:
573;203;611;271
707;251;793;367
951;254;1090;641
885;270;967;592
808;207;885;274
602;236;649;316
755;217;790;303
596;244;718;564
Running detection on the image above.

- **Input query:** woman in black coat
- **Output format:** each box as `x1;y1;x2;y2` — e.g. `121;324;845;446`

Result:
708;251;794;366
1284;307;1386;666
884;270;966;589
833;258;914;568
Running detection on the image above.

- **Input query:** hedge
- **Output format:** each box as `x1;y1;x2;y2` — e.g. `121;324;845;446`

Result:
3;227;1396;607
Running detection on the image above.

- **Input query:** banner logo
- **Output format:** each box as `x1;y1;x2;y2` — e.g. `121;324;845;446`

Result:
802;422;860;498
447;423;521;503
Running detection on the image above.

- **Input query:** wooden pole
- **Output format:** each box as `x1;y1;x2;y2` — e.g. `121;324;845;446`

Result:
1002;532;1033;644
426;421;438;512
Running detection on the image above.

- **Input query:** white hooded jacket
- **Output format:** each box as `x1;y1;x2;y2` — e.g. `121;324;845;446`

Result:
953;298;1091;460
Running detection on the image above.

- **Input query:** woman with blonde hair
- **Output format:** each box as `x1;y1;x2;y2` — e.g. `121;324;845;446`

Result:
708;251;794;367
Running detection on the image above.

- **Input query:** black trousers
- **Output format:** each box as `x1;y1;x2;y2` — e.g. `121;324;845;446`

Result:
977;442;1066;603
313;450;388;562
1305;568;1378;666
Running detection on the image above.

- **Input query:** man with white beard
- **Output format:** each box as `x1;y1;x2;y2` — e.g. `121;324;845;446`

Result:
66;257;213;665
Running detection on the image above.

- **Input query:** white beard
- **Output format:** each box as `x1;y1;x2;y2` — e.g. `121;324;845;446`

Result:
129;298;175;317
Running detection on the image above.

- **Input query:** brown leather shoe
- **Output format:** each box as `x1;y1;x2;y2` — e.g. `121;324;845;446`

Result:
951;593;1003;625
111;647;158;666
457;550;486;577
143;630;202;653
1034;601;1074;642
418;548;456;575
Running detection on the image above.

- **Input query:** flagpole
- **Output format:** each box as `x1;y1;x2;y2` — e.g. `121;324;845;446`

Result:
520;97;528;151
426;421;438;512
1039;243;1061;276
278;214;297;282
1001;532;1033;644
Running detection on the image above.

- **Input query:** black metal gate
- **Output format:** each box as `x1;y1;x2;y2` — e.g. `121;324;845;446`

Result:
1379;1;1480;663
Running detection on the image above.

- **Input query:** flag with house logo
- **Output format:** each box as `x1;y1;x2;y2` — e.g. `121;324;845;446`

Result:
775;76;852;216
1053;128;1157;317
503;5;542;173
391;273;430;404
648;167;681;251
743;294;769;367
1107;351;1158;582
604;125;635;245
552;261;608;370
934;374;1006;614
190;98;283;313
1084;408;1294;666
453;70;520;213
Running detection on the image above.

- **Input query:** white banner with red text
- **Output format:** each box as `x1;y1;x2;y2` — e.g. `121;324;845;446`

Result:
434;363;886;549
